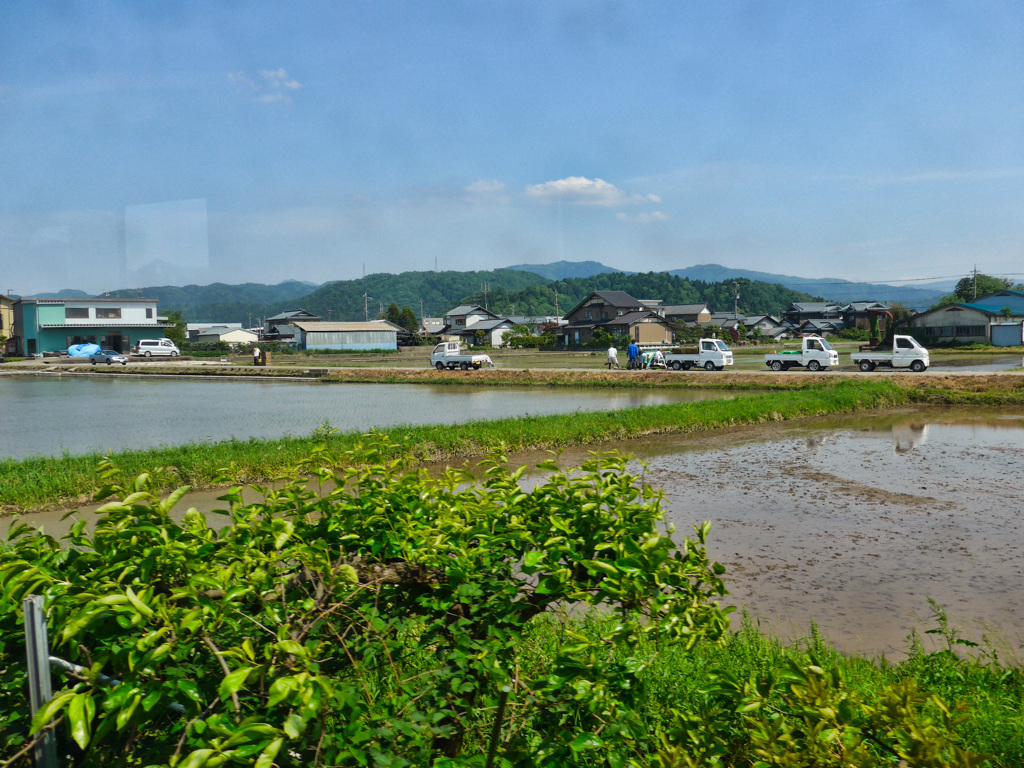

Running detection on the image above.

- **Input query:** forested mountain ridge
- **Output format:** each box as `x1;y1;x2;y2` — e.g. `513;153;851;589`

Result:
277;269;551;321
480;272;821;318
105;281;321;323
94;269;820;324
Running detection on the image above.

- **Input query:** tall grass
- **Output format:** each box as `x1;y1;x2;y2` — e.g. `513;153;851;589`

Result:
0;379;911;512
531;611;1024;764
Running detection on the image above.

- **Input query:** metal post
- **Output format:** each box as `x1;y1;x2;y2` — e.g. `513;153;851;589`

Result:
23;595;59;768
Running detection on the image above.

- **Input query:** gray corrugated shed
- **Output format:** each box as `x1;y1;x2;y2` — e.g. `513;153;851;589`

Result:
293;321;401;332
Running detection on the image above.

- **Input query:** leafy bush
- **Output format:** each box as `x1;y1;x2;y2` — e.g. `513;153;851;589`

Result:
0;440;729;766
0;440;998;767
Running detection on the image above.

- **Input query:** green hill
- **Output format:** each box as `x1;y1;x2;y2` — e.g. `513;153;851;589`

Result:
277;269;550;321
97;269;818;325
106;281;320;324
489;272;820;318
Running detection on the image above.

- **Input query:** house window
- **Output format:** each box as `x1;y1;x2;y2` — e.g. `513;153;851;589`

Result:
96;307;121;319
602;311;608;319
584;310;592;319
146;308;153;319
65;307;89;319
456;318;465;326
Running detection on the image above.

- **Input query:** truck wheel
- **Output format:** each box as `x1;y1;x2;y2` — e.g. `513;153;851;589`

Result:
460;361;469;370
807;360;821;372
770;360;783;372
910;360;926;372
435;362;445;371
473;362;481;370
859;360;875;372
704;361;715;371
671;361;682;371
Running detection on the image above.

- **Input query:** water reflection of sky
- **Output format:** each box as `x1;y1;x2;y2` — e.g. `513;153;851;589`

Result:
0;376;735;460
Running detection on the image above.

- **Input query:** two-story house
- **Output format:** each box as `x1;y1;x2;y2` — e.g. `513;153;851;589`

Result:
12;298;173;355
556;291;673;346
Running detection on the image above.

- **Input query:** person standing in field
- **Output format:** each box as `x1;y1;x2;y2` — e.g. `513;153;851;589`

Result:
606;345;620;369
627;340;640;369
253;346;261;366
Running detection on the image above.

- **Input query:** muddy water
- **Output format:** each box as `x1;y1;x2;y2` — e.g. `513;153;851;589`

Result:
8;406;1024;659
606;408;1024;659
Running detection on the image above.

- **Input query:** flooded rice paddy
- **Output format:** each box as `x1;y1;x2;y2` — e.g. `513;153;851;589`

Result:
0;375;734;460
511;406;1024;658
5;387;1024;659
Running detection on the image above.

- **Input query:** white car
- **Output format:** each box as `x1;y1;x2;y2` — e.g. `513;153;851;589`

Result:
133;338;181;357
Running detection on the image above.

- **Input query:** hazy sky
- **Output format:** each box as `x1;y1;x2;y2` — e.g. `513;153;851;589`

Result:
2;1;1023;294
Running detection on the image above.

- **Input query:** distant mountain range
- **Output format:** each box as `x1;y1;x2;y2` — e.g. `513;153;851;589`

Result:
509;261;956;310
506;260;628;281
25;262;960;324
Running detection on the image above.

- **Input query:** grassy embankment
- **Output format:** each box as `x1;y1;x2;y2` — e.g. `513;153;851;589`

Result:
520;610;1024;764
4;375;1024;513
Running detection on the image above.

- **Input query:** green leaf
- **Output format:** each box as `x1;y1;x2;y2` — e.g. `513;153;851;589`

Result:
219;667;253;701
177;748;215;768
274;640;306;657
523;551;544;569
255;737;284;768
125;586;155;619
267;677;297;708
67;693;93;749
535;575;563;595
29;691;75;734
283;712;304;739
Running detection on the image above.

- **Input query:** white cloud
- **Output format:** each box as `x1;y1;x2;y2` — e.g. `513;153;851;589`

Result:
525;176;660;207
616;211;669;223
854;168;1024;187
465;180;508;195
229;68;302;103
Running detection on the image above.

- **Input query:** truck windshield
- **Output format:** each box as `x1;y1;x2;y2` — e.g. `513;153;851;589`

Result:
819;338;834;351
714;340;729;352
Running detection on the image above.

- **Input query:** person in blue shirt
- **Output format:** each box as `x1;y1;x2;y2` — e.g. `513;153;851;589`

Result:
627;341;640;369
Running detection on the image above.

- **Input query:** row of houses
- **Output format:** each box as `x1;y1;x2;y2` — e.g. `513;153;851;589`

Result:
0;299;410;356
5;287;1023;357
436;294;903;347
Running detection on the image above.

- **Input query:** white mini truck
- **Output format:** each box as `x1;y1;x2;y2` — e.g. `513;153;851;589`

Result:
764;335;839;372
430;341;494;371
664;339;734;371
850;335;929;372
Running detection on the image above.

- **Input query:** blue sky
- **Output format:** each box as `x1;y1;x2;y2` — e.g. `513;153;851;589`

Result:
2;1;1023;294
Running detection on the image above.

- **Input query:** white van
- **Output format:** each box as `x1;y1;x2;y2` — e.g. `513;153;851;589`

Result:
133;338;181;357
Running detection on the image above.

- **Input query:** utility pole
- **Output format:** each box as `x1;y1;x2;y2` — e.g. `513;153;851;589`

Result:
732;281;740;321
327;308;332;321
553;290;560;317
363;292;371;322
973;265;978;300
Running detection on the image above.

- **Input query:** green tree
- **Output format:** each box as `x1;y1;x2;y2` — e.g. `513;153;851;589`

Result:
934;274;1013;307
383;302;402;325
162;309;186;347
398;306;418;331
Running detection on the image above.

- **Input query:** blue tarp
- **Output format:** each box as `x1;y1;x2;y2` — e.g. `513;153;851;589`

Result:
67;343;101;357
